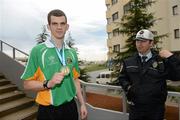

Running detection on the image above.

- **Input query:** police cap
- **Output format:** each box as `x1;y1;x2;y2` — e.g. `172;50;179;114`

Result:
135;29;154;41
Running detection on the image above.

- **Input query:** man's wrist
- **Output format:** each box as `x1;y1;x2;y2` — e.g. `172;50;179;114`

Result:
43;80;51;89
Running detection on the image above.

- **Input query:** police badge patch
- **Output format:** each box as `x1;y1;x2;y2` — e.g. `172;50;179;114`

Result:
152;61;158;68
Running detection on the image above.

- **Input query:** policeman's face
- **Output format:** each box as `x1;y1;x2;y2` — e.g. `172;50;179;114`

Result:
136;40;153;54
48;16;69;40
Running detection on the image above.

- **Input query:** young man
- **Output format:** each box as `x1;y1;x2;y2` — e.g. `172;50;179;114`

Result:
21;9;87;120
118;29;180;120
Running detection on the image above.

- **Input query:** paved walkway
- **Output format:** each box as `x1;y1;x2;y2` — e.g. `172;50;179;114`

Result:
86;92;179;120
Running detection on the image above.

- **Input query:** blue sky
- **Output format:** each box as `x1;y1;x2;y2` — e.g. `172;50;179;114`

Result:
0;0;107;61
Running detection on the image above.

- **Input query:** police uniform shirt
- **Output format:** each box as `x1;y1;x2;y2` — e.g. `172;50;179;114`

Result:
138;51;152;62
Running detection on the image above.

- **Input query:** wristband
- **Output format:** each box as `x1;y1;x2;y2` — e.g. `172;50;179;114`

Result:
43;80;51;89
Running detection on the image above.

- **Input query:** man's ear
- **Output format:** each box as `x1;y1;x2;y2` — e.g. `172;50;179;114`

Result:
66;24;69;31
150;40;154;47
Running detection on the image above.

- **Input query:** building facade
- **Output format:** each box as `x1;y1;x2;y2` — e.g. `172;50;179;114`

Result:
105;0;180;62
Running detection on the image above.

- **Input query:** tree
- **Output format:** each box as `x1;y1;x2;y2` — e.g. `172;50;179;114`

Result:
65;31;89;82
79;68;90;82
113;0;167;73
65;31;75;48
36;25;49;44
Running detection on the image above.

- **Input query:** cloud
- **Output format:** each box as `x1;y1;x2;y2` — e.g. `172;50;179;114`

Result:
0;0;107;61
76;44;107;61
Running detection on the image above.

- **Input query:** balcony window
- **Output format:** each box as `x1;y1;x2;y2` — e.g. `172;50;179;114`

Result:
174;29;180;39
106;4;110;9
112;12;118;21
113;28;119;36
112;0;118;5
108;32;113;39
113;44;120;52
107;18;111;24
124;2;131;14
172;5;178;15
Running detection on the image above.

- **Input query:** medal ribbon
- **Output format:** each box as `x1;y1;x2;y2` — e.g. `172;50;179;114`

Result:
50;39;66;66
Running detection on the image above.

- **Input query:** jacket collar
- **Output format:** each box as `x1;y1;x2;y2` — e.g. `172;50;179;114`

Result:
44;37;70;49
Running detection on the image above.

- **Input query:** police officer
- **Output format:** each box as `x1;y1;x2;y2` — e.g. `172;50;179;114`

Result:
118;29;180;120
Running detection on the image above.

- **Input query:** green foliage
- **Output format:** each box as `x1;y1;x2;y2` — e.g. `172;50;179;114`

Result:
79;68;90;82
65;31;78;51
119;0;157;58
167;85;180;103
85;63;107;72
167;85;180;92
36;25;49;44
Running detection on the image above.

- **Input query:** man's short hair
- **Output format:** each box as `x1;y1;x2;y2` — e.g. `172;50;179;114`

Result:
47;9;67;24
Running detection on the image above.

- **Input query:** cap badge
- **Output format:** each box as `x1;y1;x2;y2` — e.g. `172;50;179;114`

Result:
140;30;144;34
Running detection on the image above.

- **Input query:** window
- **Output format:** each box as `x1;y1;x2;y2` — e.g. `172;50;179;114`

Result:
113;44;120;52
106;4;110;9
108;32;112;39
112;0;118;5
112;12;118;21
172;5;178;15
174;29;180;39
113;28;119;36
107;18;111;24
124;2;131;14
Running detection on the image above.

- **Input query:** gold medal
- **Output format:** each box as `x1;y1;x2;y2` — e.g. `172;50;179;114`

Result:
61;66;70;76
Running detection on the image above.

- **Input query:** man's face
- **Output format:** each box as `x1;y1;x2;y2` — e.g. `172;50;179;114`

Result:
48;16;69;40
136;40;153;54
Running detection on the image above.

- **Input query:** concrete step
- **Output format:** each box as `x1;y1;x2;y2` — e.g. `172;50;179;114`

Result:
0;90;25;104
0;74;5;79
0;79;10;86
0;97;34;117
0;105;38;120
0;84;17;94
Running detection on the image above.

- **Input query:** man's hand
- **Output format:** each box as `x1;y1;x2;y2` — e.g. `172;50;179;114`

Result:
48;72;65;88
80;104;88;120
159;50;173;58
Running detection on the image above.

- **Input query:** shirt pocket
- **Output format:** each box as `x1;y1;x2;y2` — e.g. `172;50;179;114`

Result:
126;66;139;73
126;66;139;81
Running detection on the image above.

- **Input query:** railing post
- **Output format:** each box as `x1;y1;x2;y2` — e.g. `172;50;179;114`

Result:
122;91;127;113
178;99;180;120
0;41;2;51
13;48;15;59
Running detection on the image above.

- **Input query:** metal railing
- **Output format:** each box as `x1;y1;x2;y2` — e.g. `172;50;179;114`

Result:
0;40;29;59
1;39;180;119
80;80;180;120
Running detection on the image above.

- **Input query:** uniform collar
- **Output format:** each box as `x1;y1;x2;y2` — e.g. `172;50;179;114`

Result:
44;37;70;49
138;51;152;62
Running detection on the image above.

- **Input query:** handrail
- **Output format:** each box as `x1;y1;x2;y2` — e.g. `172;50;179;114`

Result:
80;81;127;111
0;39;180;119
0;40;29;59
80;80;180;120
